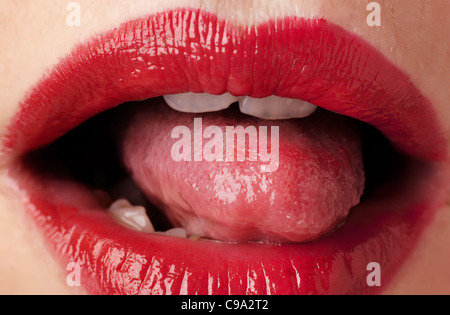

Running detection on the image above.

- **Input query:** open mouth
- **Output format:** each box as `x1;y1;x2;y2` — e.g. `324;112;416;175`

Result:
2;8;448;294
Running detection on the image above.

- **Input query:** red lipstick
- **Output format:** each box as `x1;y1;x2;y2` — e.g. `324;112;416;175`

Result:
2;8;448;294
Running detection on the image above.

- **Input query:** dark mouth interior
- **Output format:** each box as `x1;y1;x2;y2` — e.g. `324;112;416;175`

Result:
21;97;408;237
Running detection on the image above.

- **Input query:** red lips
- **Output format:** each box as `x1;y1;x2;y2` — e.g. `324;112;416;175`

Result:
2;8;448;294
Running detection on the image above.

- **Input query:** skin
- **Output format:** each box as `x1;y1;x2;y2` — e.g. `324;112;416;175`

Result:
0;0;449;294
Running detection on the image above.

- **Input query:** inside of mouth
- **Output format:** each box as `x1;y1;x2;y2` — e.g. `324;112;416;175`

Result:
19;96;406;244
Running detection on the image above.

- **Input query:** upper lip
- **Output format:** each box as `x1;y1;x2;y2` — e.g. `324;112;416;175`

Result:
2;8;448;295
3;10;447;161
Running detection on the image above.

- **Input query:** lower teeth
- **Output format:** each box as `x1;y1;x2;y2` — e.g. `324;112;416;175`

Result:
108;198;196;240
108;199;155;233
155;228;188;239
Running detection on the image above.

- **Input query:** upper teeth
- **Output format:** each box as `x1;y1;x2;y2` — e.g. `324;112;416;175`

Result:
239;95;317;120
164;92;238;113
163;93;317;119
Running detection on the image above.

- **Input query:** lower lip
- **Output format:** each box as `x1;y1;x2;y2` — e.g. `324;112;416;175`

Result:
3;8;448;294
11;155;445;294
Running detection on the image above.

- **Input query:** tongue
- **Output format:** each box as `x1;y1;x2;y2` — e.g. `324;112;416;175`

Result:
119;98;365;243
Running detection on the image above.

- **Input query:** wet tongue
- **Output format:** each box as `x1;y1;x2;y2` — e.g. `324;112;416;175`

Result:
120;98;365;243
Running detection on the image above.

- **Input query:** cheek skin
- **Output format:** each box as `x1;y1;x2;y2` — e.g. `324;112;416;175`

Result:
0;0;449;294
386;204;450;294
0;187;80;294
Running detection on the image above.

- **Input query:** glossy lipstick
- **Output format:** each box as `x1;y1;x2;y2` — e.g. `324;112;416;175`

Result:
2;8;448;294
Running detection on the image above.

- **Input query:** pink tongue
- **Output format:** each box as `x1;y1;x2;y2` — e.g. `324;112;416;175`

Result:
120;98;365;243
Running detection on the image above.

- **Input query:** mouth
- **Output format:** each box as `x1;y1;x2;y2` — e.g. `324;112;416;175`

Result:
2;8;448;295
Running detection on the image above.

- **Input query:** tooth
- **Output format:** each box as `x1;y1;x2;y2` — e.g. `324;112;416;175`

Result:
164;92;239;113
108;199;155;233
156;228;188;239
239;95;317;120
188;235;202;241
